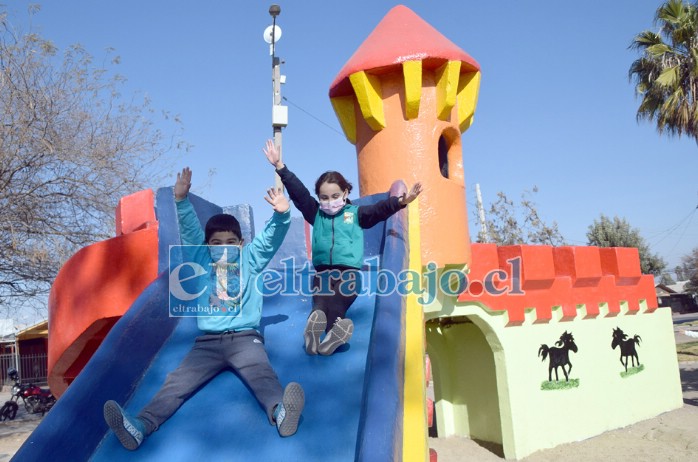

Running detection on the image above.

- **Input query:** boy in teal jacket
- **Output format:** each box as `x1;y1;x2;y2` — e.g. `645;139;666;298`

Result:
103;165;304;450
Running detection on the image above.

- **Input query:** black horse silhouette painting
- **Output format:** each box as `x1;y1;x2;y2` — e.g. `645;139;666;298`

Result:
538;331;578;382
612;327;641;372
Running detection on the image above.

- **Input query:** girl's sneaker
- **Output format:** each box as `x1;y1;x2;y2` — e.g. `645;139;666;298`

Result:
318;317;354;356
103;400;146;450
304;310;327;355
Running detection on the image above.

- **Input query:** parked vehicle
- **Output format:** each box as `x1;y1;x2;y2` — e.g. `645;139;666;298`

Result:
23;382;56;416
0;393;19;420
0;368;56;420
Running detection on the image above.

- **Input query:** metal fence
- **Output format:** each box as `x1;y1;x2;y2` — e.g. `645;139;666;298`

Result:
0;353;48;387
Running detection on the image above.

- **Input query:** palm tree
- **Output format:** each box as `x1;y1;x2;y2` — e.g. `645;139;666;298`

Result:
629;0;698;142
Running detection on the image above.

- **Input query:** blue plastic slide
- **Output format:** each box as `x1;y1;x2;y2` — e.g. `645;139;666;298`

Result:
11;187;408;462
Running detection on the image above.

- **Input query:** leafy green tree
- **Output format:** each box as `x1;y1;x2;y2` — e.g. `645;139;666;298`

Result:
0;6;187;319
679;247;698;292
629;0;698;142
659;272;677;285
586;215;666;275
475;187;566;246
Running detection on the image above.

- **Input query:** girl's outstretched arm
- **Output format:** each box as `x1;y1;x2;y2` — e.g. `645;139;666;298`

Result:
262;138;319;224
399;182;423;206
263;139;284;170
357;181;423;229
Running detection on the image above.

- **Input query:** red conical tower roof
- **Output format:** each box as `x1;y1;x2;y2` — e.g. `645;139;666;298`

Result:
329;5;480;98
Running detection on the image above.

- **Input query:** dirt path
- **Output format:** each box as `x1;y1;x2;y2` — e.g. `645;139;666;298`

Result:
0;401;43;462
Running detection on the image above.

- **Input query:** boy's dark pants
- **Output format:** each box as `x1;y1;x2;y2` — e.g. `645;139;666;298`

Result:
138;330;283;435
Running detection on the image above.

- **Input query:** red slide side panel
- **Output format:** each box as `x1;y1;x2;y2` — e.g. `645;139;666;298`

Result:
48;190;159;397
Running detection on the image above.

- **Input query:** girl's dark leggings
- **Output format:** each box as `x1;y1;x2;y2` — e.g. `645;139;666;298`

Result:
311;268;360;332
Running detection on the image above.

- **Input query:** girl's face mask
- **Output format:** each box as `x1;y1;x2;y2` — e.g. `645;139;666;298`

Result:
319;196;346;215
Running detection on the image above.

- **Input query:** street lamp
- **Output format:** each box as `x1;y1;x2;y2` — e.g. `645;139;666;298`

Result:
263;4;287;191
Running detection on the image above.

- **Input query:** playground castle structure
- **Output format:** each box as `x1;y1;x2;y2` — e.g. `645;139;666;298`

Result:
327;5;683;460
42;5;683;461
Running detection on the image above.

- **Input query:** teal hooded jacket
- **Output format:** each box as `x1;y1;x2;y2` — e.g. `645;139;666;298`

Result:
174;196;290;333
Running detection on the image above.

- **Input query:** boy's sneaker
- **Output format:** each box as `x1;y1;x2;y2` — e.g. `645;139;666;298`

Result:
275;382;305;437
104;400;146;450
318;317;354;356
304;310;327;355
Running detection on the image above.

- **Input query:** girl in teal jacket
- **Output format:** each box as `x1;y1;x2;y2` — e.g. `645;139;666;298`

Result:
263;140;422;356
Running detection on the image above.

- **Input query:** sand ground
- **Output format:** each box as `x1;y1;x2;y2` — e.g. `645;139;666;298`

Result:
0;317;696;461
0;402;43;462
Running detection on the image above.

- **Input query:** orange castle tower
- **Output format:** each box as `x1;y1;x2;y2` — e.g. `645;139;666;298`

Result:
329;5;481;268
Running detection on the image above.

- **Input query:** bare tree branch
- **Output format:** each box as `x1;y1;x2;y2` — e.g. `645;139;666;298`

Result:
0;7;189;320
474;187;566;246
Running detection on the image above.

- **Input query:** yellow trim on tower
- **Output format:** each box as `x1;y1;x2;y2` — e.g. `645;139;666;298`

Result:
402;198;429;462
402;60;422;120
330;96;358;144
349;71;386;131
435;60;461;121
457;71;481;133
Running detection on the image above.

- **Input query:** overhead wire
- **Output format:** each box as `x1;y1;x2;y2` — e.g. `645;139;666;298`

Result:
658;207;697;264
281;96;698;261
282;96;345;137
647;206;698;250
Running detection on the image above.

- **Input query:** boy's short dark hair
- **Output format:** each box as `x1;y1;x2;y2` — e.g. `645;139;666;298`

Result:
205;214;242;243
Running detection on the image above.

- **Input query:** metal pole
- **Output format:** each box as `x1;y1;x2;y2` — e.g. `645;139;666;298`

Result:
475;183;489;242
270;6;284;192
272;55;283;191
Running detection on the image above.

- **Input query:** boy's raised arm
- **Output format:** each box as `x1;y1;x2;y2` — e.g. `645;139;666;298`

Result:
173;167;205;245
263;187;290;214
174;167;192;201
246;188;291;271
